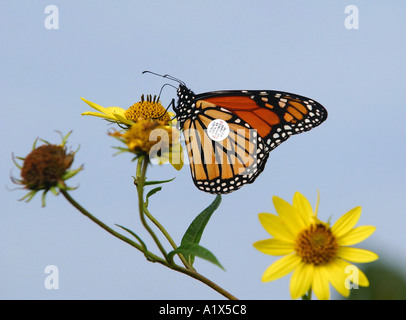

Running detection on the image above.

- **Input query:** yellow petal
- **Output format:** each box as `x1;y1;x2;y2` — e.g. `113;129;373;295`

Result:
81;111;115;119
356;266;370;287
337;225;376;246
81;97;108;113
258;213;295;242
105;106;127;116
331;206;361;238
261;254;301;282
169;144;184;171
167;111;176;124
253;239;295;256
81;97;132;124
170;161;183;171
292;192;313;227
337;247;379;263
272;196;304;234
290;262;314;299
312;266;330;300
112;111;134;125
326;260;350;298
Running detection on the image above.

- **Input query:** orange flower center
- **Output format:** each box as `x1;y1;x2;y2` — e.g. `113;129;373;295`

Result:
295;223;339;265
124;95;171;123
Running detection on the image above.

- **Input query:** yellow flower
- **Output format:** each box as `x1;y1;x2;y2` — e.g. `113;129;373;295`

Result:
82;95;183;170
110;120;183;171
253;191;378;300
81;95;175;127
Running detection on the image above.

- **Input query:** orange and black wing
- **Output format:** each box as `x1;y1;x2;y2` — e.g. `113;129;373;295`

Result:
178;89;327;194
198;90;327;151
182;100;268;194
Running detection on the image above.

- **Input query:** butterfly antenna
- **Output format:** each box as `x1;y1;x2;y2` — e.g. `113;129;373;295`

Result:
158;83;177;100
142;70;185;86
143;82;177;121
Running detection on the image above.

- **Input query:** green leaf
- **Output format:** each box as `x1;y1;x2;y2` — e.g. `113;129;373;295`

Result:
32;137;39;149
111;146;130;156
49;186;59;196
181;195;221;265
11;153;22;169
115;224;151;261
168;243;224;270
146;187;162;199
41;190;48;207
58;130;73;147
19;190;36;203
144;177;175;186
182;195;221;245
145;187;162;207
62;165;83;181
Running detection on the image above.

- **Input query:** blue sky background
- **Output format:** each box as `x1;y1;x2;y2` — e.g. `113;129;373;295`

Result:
1;1;405;300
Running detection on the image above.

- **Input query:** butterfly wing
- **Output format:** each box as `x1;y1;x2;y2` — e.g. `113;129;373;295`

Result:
179;90;327;194
198;90;327;150
182;99;269;193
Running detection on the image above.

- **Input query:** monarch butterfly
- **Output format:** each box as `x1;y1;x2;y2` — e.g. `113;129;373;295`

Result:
143;71;328;194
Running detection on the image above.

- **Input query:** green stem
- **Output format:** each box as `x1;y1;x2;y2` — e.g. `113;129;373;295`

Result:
60;188;165;264
136;156;168;260
143;205;194;270
132;158;238;298
302;288;312;300
61;187;237;300
136;157;192;269
172;265;238;300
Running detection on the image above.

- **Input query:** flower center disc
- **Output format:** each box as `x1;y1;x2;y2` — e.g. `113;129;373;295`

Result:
124;95;171;123
295;223;339;265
